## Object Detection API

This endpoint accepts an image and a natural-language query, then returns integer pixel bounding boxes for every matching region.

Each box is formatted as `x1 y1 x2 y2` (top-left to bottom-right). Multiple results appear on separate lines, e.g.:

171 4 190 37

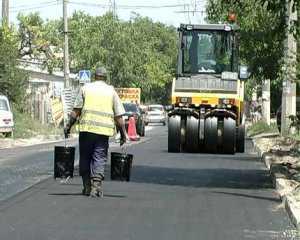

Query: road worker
64 67 127 197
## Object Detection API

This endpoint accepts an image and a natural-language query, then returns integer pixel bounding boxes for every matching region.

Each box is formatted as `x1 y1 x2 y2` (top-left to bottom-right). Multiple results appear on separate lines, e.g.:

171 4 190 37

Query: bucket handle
60 176 71 184
121 145 127 154
64 134 68 148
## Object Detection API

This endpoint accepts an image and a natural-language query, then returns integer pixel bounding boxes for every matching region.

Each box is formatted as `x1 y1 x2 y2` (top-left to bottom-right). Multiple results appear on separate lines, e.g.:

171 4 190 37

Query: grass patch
13 110 62 139
288 133 300 141
247 120 279 137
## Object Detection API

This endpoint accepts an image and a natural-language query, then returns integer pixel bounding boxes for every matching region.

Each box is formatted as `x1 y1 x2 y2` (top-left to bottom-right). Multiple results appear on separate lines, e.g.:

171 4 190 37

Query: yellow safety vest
79 82 115 136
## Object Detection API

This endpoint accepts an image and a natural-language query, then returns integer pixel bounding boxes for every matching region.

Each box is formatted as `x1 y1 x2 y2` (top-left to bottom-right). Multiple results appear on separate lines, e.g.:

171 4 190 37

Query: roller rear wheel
223 117 236 154
168 115 181 152
204 117 218 153
185 116 199 152
236 124 245 153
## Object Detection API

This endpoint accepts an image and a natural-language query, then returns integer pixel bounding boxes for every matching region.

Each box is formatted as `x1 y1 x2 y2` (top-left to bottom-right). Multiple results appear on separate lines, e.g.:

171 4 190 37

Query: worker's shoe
81 175 91 196
90 178 103 198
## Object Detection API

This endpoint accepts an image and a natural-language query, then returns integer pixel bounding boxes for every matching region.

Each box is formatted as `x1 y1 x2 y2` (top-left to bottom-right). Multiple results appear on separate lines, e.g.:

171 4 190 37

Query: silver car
145 105 166 125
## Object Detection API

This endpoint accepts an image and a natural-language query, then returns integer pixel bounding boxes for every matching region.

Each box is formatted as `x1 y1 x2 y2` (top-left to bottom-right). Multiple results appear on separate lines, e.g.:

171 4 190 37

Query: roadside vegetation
247 121 278 137
12 109 61 139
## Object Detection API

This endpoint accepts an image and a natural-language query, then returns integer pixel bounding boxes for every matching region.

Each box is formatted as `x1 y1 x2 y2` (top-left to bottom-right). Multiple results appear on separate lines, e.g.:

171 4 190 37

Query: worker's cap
95 67 107 77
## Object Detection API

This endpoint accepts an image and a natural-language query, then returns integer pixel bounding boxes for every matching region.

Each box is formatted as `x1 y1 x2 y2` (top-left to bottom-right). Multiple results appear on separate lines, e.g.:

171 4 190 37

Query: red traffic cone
127 116 140 141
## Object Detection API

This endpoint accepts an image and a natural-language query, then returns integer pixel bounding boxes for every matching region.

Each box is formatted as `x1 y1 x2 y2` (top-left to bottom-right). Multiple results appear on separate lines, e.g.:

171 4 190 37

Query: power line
68 1 188 9
10 2 60 13
10 1 60 9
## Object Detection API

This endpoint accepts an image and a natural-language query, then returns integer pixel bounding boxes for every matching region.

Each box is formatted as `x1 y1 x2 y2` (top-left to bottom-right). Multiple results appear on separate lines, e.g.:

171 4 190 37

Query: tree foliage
207 0 286 82
206 0 300 111
0 26 28 108
18 12 63 73
18 12 178 103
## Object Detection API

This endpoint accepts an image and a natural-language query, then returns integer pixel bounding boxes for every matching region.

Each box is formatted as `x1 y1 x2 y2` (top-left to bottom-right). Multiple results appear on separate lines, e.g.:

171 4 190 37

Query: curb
285 194 300 228
252 138 300 229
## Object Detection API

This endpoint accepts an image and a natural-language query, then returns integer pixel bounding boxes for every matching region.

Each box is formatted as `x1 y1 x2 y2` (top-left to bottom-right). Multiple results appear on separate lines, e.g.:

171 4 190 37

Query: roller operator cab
168 24 249 154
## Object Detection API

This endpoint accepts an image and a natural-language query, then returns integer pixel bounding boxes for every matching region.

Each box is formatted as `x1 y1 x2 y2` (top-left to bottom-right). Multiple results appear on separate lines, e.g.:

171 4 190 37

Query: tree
18 13 62 73
17 11 178 103
206 0 287 109
0 26 28 108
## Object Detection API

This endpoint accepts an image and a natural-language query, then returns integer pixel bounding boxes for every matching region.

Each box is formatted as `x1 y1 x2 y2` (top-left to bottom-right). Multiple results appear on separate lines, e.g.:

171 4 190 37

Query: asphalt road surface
0 125 299 240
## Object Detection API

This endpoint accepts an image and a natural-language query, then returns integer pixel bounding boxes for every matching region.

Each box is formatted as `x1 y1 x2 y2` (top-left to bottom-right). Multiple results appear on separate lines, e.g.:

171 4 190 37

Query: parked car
123 103 145 136
0 95 14 137
145 104 166 125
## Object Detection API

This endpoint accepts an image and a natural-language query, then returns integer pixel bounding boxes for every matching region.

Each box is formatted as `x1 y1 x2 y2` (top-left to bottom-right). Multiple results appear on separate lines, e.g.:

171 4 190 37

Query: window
0 99 8 111
182 30 233 74
149 106 164 111
123 103 138 113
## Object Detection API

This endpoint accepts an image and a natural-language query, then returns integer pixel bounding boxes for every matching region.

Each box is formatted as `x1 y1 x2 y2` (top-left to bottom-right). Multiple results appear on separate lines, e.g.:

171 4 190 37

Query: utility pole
113 0 116 18
63 0 70 88
262 79 271 125
2 0 9 25
281 0 297 135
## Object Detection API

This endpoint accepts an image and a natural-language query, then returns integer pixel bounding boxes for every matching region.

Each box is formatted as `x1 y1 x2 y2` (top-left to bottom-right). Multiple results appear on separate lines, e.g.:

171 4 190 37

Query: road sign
79 70 91 83
115 88 141 104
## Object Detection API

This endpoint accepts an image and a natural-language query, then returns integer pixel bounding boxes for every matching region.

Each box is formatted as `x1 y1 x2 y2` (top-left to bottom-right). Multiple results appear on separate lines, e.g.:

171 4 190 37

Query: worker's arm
64 108 81 138
112 89 127 145
64 88 85 138
115 115 128 146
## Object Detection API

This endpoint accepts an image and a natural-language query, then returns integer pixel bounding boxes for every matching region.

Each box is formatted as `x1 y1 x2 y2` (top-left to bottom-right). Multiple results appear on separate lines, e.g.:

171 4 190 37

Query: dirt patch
0 135 64 149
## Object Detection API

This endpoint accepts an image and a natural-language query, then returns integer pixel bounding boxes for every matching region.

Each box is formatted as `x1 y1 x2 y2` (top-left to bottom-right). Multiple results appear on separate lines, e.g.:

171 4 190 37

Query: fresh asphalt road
0 125 298 240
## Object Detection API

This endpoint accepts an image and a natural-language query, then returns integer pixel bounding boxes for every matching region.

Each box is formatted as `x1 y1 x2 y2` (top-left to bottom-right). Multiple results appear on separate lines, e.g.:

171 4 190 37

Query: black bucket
54 146 75 179
111 152 133 181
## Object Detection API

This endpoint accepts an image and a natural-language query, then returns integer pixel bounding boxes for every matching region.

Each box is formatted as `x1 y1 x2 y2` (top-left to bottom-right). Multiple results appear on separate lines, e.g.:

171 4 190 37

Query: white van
0 95 14 137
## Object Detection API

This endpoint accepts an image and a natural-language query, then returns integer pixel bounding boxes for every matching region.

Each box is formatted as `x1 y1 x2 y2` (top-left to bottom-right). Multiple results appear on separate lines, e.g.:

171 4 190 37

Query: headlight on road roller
219 98 235 105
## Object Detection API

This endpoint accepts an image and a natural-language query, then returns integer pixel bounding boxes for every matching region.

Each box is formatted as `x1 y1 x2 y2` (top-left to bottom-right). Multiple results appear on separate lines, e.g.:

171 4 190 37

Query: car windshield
0 99 8 111
123 103 138 113
149 106 163 111
182 30 233 74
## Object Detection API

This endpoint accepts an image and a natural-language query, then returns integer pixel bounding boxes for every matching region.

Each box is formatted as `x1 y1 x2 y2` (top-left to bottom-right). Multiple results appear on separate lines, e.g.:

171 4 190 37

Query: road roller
168 23 249 154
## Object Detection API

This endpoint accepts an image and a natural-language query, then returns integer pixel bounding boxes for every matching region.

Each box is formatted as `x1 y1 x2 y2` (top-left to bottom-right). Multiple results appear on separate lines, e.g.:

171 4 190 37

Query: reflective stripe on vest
79 82 115 136
82 109 114 118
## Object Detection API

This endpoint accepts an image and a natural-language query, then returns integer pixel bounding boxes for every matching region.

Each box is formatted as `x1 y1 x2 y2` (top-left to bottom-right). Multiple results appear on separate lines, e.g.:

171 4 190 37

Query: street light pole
281 0 297 135
63 0 70 88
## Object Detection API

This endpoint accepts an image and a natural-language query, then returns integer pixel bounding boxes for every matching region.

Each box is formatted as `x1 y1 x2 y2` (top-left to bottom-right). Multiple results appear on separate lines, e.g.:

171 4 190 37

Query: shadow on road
48 193 127 198
48 193 83 196
159 151 260 162
211 191 281 203
127 165 273 189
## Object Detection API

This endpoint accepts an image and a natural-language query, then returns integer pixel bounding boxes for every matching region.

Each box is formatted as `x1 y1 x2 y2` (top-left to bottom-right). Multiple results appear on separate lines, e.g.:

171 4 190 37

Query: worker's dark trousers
79 132 109 180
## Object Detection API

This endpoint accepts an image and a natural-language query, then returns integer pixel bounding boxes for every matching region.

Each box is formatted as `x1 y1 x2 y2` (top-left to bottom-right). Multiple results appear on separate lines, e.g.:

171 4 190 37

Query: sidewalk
252 134 300 229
